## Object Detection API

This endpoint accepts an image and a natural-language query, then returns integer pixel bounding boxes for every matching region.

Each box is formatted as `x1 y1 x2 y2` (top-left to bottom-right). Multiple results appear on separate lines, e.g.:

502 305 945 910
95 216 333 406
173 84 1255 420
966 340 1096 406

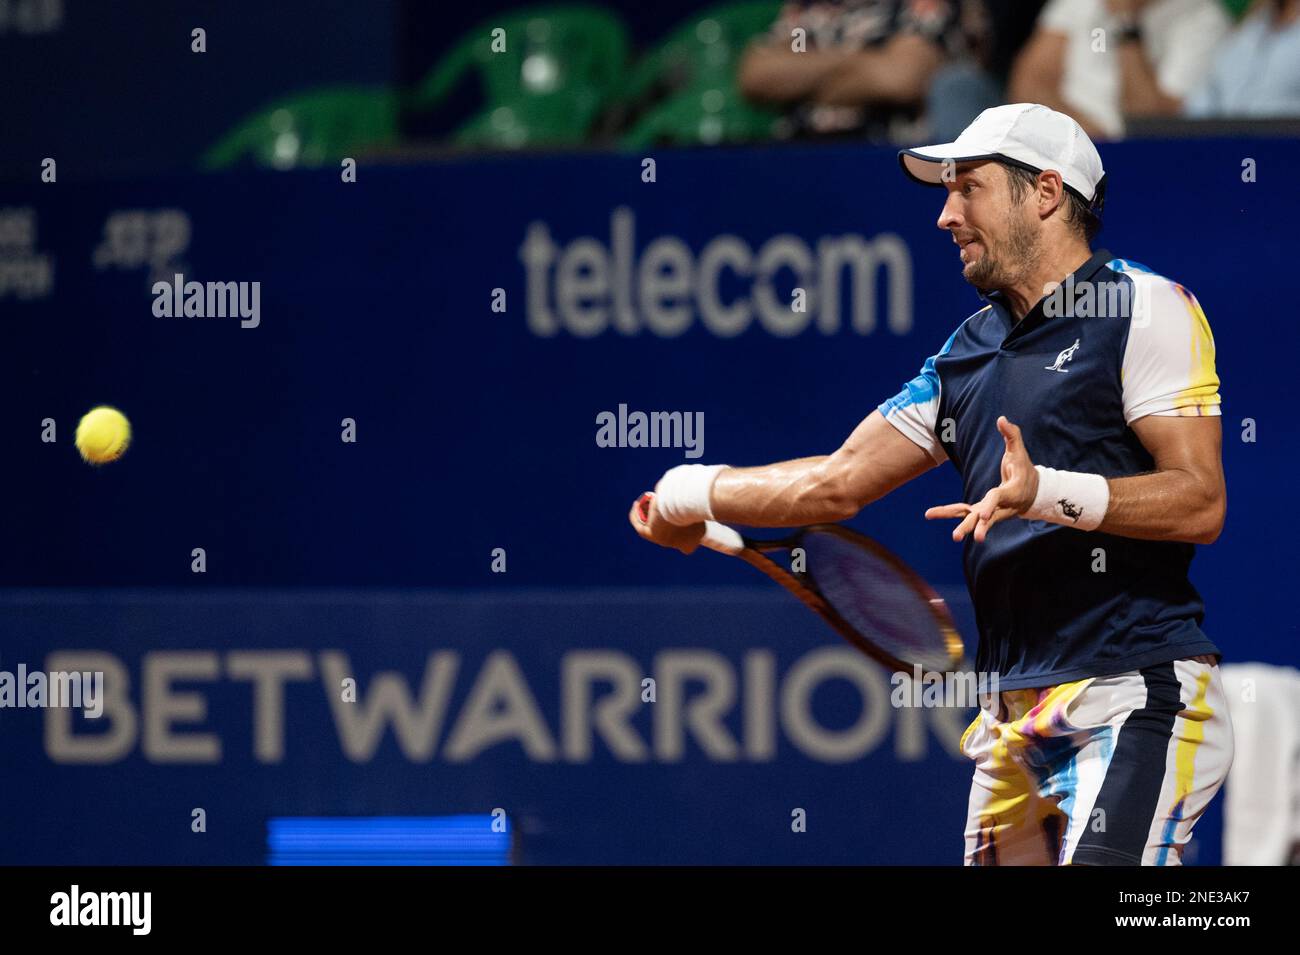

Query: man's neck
1000 244 1095 322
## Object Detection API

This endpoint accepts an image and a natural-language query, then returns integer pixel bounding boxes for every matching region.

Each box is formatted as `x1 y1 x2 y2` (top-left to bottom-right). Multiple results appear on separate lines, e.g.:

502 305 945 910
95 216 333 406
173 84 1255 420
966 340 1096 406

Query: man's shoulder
1103 256 1206 324
936 304 997 355
952 302 996 335
1104 256 1185 292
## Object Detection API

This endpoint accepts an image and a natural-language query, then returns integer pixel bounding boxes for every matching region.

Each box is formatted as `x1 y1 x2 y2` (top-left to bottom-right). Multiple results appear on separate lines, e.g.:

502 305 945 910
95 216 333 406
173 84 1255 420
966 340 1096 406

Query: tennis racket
637 493 964 677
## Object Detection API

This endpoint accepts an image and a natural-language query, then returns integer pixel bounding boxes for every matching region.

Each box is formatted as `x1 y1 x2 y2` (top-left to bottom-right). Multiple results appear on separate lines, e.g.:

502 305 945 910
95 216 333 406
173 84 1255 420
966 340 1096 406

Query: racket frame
732 523 965 677
636 493 965 677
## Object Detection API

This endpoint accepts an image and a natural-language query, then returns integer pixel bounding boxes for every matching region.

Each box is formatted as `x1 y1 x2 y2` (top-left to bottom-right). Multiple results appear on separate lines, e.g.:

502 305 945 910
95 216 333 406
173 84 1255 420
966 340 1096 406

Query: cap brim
898 146 1001 186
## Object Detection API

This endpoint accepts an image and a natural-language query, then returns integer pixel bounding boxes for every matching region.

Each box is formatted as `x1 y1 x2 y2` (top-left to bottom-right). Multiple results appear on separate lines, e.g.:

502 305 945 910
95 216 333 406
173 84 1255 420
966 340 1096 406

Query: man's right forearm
652 410 939 531
710 455 859 527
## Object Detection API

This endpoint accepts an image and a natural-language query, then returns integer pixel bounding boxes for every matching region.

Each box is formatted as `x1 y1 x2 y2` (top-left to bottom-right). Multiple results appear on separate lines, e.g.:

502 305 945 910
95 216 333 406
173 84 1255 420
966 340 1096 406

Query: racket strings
802 531 958 674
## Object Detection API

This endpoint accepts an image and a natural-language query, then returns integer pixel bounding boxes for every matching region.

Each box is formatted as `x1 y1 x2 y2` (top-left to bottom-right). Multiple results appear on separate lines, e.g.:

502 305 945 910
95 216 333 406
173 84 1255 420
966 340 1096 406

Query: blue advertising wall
1 137 1292 863
1 589 980 865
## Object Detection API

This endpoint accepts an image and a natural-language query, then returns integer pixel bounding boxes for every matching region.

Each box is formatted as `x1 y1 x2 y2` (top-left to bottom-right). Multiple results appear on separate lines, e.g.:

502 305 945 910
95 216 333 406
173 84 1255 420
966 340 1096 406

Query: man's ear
1038 170 1066 221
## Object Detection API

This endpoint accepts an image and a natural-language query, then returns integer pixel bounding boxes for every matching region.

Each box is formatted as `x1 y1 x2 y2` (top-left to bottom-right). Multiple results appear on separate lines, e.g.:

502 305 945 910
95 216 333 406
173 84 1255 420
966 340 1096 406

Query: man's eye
962 183 975 195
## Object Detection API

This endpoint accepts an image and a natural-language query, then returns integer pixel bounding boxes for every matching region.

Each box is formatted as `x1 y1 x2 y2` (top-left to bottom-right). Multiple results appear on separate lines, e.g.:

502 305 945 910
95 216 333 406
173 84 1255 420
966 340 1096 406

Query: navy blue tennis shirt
879 249 1222 689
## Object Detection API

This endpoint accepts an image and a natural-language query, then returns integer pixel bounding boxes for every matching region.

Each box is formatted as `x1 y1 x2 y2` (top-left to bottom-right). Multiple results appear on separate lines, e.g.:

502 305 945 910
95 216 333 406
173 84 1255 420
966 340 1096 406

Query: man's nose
937 193 963 231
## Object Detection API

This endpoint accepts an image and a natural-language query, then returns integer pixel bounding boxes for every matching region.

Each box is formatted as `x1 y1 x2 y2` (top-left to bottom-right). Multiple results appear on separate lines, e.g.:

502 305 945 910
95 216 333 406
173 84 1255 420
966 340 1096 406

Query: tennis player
629 103 1231 866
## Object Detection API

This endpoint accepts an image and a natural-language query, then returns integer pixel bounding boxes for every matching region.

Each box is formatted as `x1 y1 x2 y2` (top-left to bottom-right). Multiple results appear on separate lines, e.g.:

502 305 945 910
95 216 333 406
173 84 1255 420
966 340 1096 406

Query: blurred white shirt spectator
1185 0 1300 118
1221 663 1300 865
1012 0 1231 139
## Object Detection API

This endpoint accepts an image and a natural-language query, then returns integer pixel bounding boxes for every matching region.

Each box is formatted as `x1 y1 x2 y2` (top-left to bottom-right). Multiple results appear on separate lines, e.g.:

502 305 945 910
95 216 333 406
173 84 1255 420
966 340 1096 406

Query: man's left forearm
1096 469 1225 544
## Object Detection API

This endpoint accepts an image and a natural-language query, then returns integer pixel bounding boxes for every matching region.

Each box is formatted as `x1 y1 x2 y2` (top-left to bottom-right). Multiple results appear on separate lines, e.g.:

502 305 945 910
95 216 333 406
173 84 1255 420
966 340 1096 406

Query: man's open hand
925 416 1040 543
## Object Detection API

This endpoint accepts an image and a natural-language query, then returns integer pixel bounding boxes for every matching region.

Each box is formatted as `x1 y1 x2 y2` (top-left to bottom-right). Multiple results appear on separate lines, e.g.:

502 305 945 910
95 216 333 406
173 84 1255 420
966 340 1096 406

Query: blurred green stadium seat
411 5 630 148
201 87 399 170
618 0 782 148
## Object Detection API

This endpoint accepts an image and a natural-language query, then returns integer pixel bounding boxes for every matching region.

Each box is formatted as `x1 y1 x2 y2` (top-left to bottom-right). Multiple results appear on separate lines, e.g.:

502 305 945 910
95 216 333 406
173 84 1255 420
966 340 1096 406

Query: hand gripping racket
637 493 964 677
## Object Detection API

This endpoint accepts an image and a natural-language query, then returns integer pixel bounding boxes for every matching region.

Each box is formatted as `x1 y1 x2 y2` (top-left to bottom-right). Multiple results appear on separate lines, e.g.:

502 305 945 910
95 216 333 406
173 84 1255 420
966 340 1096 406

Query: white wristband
655 464 728 526
1027 465 1109 531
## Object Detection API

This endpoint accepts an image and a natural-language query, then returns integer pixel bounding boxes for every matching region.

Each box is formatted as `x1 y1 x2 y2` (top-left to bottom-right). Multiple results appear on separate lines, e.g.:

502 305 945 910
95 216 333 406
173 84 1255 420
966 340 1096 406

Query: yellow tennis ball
75 406 132 465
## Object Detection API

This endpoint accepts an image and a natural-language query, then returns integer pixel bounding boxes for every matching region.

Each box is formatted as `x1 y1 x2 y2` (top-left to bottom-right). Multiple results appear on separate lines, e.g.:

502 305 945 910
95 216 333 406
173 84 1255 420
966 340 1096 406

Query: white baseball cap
899 103 1107 214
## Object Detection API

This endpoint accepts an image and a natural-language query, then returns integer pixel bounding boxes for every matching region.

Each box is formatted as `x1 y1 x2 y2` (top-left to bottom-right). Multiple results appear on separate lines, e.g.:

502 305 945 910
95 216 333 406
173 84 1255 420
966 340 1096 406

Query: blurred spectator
925 0 1047 141
1220 664 1300 866
737 0 966 141
1009 0 1231 139
1185 0 1300 118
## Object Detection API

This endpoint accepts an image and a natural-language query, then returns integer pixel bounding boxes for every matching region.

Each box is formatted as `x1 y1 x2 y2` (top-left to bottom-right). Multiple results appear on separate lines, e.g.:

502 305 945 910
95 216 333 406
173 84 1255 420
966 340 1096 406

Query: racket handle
700 520 745 555
636 492 744 555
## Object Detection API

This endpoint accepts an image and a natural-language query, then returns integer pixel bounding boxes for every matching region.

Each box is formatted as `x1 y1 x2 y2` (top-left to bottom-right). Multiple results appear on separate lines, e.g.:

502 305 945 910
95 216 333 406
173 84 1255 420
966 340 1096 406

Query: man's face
936 162 1041 291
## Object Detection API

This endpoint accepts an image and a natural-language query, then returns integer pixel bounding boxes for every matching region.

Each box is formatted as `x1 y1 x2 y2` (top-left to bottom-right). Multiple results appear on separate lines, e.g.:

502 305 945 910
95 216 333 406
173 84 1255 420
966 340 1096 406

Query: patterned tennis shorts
960 654 1233 865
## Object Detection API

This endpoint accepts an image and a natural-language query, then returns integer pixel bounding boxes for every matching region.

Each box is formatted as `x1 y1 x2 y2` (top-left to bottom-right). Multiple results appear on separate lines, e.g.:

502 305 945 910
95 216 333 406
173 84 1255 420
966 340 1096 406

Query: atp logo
1045 338 1081 372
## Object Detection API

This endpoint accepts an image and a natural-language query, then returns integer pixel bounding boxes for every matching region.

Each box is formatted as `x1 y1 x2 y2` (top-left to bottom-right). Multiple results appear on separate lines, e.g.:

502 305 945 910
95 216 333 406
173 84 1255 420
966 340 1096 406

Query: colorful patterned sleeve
1121 275 1222 424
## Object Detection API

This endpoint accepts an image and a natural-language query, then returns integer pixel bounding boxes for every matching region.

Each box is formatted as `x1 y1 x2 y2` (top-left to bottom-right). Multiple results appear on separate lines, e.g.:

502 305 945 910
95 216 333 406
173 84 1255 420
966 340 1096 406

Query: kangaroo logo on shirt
1045 338 1081 372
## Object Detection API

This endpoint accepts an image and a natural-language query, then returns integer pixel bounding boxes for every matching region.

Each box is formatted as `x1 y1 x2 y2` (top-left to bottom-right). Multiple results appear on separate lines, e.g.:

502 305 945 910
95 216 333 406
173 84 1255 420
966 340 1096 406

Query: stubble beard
963 209 1042 294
